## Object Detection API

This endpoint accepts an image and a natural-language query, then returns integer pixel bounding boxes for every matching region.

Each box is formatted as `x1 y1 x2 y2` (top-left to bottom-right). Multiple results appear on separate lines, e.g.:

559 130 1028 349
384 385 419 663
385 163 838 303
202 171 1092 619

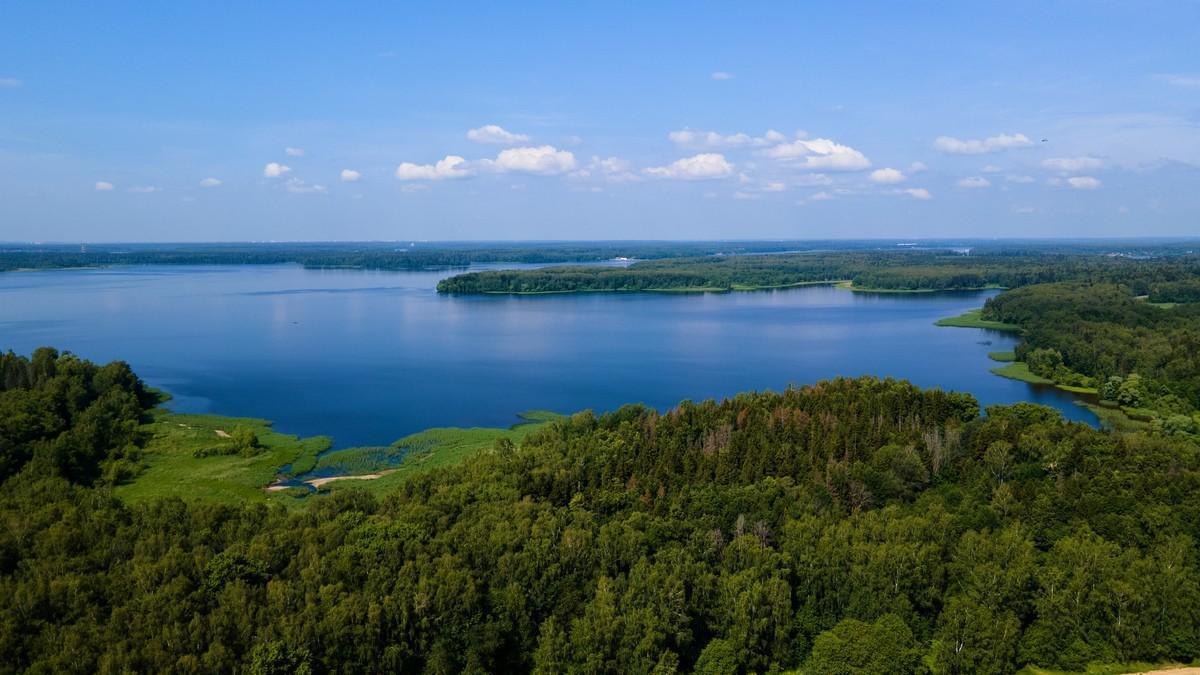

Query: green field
116 408 563 505
988 350 1017 362
990 361 1055 384
115 409 331 505
935 308 1022 331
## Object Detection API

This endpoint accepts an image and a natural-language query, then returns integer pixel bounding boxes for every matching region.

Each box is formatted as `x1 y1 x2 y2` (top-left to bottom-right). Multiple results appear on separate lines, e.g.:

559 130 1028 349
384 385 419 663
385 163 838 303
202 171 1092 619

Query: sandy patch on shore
264 470 395 492
214 429 230 438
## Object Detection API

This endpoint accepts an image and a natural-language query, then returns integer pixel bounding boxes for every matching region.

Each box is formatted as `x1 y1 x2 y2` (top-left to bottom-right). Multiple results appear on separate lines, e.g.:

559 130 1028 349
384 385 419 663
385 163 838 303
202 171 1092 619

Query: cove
0 263 1096 447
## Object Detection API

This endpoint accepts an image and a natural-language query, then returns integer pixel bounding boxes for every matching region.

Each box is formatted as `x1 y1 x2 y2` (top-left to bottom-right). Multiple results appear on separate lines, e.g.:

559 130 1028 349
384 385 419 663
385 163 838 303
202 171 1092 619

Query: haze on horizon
1 2 1198 242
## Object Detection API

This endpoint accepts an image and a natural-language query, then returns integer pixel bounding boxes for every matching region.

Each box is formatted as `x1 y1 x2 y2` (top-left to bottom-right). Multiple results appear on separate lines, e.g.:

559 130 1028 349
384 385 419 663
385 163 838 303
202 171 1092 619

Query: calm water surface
0 264 1095 446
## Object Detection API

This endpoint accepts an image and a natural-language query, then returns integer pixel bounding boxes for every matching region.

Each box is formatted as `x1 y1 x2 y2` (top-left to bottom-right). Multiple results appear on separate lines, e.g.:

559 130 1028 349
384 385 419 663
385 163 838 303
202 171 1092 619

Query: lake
0 264 1095 447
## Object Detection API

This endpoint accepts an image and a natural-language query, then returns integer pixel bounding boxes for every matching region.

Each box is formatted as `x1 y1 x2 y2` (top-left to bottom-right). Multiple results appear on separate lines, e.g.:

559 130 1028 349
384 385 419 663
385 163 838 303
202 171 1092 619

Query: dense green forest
981 283 1200 426
0 241 877 273
436 250 1200 294
3 349 1200 673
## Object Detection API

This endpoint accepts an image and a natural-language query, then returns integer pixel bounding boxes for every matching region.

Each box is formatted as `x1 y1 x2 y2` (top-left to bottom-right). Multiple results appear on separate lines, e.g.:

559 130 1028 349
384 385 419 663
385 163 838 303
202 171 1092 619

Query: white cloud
909 161 928 173
285 178 327 194
467 124 530 144
711 71 734 80
933 133 1033 154
1067 176 1101 190
340 169 361 182
285 147 305 157
584 156 638 182
0 78 20 88
1155 74 1200 88
669 128 785 148
869 168 905 183
94 181 113 191
263 162 291 177
484 145 576 175
395 155 472 180
199 177 222 188
644 153 734 180
761 181 786 192
760 137 871 170
957 176 991 188
127 186 161 193
810 191 835 201
1042 157 1103 172
900 188 932 200
1006 175 1034 184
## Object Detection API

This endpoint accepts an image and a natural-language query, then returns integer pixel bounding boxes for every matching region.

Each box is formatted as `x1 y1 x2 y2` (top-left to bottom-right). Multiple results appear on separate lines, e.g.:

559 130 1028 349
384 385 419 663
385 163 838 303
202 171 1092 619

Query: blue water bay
0 264 1095 447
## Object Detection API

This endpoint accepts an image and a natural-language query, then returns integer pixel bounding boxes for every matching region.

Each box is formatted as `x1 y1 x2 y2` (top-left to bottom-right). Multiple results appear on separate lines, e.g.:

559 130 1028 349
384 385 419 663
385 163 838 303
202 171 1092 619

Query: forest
981 283 1200 427
3 348 1200 673
0 241 866 273
436 250 1200 294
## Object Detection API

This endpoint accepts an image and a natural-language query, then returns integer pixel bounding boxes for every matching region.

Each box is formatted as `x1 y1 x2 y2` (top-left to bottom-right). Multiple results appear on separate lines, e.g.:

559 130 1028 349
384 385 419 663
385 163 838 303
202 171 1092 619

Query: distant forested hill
437 249 1200 294
2 350 1200 672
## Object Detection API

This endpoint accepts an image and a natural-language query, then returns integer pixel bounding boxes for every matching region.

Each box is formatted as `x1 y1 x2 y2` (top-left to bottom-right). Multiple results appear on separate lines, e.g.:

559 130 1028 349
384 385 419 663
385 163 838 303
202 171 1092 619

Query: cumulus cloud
285 178 327 194
869 168 905 183
711 71 734 80
94 181 114 191
760 138 871 170
900 188 932 200
199 177 222 187
582 156 638 182
340 169 361 182
285 147 305 157
933 133 1033 154
0 78 20 88
1067 176 1101 189
127 186 161 193
263 162 291 177
957 176 991 188
1042 157 1103 172
467 124 530 144
395 155 472 180
669 128 786 148
643 153 734 180
482 145 576 175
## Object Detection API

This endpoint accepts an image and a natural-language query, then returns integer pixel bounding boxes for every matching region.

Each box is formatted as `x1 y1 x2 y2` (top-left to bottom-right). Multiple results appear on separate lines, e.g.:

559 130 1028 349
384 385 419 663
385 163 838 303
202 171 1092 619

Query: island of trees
3 347 1200 673
435 249 1200 294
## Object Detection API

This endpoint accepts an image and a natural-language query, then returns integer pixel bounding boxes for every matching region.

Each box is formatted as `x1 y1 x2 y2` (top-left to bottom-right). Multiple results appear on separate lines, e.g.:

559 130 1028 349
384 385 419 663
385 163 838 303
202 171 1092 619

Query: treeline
983 282 1200 421
0 348 152 484
437 250 1200 294
0 241 860 273
3 359 1200 673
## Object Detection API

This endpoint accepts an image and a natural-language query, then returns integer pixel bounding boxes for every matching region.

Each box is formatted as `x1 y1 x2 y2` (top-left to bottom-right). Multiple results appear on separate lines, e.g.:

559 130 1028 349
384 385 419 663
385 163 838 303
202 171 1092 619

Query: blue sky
2 1 1198 242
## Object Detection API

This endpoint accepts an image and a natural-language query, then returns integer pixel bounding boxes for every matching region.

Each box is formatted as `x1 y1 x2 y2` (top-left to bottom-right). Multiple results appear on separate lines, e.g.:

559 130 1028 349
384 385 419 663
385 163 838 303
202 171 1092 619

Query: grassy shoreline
836 280 1005 294
934 308 1022 331
117 408 564 505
